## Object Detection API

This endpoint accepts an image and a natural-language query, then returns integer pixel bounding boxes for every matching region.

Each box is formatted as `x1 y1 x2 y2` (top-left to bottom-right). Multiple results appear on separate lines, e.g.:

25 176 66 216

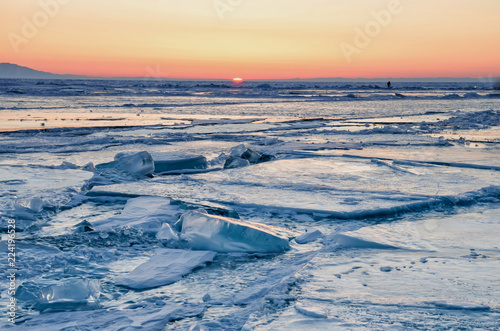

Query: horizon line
1 62 499 81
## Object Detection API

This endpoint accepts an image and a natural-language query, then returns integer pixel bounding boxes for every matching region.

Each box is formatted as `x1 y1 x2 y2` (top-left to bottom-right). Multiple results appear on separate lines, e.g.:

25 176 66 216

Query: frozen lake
1 79 499 330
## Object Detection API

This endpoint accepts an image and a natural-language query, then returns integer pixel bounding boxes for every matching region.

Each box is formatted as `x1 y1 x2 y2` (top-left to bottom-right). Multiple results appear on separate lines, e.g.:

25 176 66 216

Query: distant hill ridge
0 63 89 79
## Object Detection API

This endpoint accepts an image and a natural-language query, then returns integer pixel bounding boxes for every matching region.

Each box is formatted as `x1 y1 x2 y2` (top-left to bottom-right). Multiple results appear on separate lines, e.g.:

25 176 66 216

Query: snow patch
295 303 328 318
295 228 324 244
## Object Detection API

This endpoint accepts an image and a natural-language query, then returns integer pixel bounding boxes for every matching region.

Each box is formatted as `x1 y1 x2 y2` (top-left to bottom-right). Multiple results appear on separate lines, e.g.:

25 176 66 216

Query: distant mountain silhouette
0 63 89 79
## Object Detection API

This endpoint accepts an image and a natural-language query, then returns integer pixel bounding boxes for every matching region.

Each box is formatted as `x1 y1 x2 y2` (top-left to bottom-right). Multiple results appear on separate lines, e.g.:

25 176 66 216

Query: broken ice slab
11 197 45 220
229 144 246 157
20 197 44 212
36 279 100 312
223 156 250 169
0 166 93 221
95 151 154 177
224 144 274 169
156 223 179 240
241 149 262 164
176 211 291 253
115 248 216 290
93 196 182 233
242 148 274 164
151 152 208 174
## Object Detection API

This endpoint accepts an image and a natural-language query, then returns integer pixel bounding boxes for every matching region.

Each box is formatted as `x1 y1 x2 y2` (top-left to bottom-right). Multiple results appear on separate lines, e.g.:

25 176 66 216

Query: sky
1 0 499 79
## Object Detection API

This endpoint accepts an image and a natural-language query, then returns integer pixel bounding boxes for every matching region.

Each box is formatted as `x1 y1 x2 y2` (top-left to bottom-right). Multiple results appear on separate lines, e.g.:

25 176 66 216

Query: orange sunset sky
1 0 499 79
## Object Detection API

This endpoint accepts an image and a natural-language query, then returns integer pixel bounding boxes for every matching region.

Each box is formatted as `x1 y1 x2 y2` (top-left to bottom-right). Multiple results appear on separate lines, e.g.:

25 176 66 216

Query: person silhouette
387 81 391 89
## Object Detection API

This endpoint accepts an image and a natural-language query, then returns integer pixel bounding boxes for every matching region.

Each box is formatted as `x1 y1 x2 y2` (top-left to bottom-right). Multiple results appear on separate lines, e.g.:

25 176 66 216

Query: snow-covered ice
1 79 499 330
295 228 324 244
115 249 216 289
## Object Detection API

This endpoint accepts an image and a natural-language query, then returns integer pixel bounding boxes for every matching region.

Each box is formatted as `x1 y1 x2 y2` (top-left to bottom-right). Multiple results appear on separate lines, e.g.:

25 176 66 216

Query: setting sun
232 78 244 83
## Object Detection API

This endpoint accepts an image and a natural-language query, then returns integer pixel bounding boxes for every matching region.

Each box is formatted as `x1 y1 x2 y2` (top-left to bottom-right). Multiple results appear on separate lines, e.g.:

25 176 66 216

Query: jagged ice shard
176 211 291 253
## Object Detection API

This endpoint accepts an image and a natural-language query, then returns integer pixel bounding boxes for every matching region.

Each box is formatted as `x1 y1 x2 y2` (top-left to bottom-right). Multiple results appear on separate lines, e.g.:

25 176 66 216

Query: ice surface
1 79 499 330
328 206 500 252
9 303 205 330
295 302 328 318
89 159 500 219
431 301 490 311
93 196 181 233
115 248 216 289
258 206 500 330
177 211 291 253
188 322 210 331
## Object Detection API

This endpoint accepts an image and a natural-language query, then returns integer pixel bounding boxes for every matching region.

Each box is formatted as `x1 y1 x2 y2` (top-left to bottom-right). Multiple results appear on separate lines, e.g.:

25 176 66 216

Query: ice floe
2 79 500 330
176 211 291 253
93 196 182 233
95 151 155 178
16 278 100 312
115 248 216 289
224 156 250 169
153 152 207 174
156 223 180 240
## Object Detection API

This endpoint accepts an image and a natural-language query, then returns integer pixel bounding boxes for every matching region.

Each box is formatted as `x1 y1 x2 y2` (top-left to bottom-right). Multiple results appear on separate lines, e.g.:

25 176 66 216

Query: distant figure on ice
387 81 391 89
